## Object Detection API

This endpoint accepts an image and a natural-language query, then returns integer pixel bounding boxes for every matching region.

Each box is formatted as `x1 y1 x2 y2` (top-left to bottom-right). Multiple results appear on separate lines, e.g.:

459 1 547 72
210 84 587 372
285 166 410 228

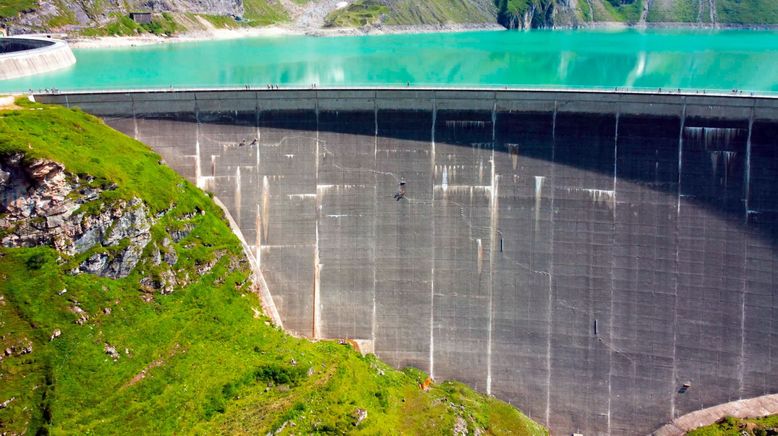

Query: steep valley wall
37 89 778 435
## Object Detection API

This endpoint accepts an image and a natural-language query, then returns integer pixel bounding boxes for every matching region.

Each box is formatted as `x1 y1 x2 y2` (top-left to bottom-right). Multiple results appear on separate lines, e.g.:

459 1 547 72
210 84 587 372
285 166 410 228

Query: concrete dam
38 89 778 435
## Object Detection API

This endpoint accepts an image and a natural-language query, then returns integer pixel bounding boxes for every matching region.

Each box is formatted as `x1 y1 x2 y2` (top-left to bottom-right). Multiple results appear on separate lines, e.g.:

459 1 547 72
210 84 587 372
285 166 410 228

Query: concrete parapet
0 37 75 81
38 88 777 120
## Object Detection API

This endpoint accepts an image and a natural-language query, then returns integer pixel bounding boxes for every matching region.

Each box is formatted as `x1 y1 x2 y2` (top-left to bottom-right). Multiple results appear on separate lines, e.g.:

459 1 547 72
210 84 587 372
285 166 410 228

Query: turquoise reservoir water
2 29 778 92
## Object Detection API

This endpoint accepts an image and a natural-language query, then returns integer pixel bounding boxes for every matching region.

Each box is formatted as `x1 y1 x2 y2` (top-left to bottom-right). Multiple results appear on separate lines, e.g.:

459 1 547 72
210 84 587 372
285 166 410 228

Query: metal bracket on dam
37 89 778 435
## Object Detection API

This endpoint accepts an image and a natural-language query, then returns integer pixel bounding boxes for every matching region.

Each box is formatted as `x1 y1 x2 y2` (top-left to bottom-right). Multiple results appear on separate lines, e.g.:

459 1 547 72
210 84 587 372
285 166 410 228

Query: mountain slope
2 0 776 33
0 98 547 435
496 0 778 28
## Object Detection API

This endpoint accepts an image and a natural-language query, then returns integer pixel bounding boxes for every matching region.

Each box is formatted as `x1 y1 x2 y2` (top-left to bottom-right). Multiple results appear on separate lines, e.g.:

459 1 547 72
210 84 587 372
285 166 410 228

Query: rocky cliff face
0 152 153 279
0 151 248 298
497 0 778 29
4 0 243 33
3 0 776 35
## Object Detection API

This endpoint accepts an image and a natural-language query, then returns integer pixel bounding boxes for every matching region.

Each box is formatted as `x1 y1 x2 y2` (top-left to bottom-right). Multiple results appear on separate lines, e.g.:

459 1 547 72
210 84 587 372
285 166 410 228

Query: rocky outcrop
497 0 557 29
1 153 152 279
5 0 244 34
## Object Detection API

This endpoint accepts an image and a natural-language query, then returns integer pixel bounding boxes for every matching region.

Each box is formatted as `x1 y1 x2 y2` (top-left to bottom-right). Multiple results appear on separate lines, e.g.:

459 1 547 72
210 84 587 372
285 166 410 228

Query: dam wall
0 37 75 81
38 89 778 435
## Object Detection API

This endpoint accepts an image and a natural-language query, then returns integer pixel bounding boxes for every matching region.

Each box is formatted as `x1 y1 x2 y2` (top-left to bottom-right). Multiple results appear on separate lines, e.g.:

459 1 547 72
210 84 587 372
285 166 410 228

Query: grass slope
716 0 778 24
243 0 289 25
688 415 778 436
80 12 182 37
382 0 496 25
327 0 495 27
325 0 389 27
0 100 546 435
0 0 36 20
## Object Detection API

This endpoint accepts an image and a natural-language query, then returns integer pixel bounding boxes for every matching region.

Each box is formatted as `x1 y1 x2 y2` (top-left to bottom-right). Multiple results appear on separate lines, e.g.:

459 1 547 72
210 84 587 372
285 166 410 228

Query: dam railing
27 84 778 99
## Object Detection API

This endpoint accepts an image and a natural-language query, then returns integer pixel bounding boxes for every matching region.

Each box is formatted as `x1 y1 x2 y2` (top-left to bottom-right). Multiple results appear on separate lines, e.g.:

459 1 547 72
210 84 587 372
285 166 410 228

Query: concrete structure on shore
38 88 778 435
0 37 75 80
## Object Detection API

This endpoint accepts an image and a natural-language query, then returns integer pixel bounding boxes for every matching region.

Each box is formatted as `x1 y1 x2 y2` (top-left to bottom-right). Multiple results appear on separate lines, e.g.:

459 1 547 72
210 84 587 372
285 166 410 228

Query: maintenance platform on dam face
37 88 778 435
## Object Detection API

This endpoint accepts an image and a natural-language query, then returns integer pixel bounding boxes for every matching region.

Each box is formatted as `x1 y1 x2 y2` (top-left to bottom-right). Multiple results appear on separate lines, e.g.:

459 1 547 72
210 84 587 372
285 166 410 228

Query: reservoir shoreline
65 22 506 49
61 21 778 49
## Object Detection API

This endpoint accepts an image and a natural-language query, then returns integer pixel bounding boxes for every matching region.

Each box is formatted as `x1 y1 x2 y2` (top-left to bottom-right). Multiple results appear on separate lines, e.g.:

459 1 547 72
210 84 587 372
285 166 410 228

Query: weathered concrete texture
654 393 778 436
0 37 75 80
37 89 778 435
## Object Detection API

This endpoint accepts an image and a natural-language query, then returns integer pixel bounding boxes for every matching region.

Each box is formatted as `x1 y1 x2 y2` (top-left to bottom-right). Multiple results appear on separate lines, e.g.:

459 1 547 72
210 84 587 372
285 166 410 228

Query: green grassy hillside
0 0 36 20
687 415 778 436
325 0 495 27
4 0 778 33
327 0 496 27
0 99 547 435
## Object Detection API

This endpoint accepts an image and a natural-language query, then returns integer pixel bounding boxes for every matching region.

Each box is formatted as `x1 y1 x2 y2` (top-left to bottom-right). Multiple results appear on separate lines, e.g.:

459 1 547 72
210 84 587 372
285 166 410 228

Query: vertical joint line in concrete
739 103 754 398
429 95 437 380
254 96 262 267
371 96 378 344
606 108 620 434
194 100 202 189
255 95 261 170
234 167 242 225
671 99 687 419
312 96 321 339
255 94 262 268
486 144 498 396
491 98 497 145
545 101 557 425
486 97 498 396
552 100 558 142
745 104 754 218
131 94 139 140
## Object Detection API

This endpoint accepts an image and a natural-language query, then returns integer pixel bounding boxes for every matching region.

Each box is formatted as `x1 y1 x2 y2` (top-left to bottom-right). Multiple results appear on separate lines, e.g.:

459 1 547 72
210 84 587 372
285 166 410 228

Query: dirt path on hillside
0 96 22 110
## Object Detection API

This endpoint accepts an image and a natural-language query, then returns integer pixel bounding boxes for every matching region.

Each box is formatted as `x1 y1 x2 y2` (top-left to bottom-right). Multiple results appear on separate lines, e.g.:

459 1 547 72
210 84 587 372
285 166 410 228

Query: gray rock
71 305 89 325
162 243 178 266
74 227 104 254
0 168 10 189
80 253 109 275
158 269 177 294
149 244 162 265
0 397 14 409
169 223 194 242
453 416 468 436
104 343 119 360
354 408 368 426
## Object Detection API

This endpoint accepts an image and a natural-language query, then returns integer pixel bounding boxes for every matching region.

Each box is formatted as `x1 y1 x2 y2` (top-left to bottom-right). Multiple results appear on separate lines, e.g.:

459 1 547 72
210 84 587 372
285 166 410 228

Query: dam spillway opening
38 89 778 435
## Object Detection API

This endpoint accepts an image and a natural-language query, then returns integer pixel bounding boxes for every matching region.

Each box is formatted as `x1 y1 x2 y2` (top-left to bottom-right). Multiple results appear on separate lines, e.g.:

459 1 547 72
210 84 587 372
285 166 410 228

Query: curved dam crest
38 89 778 435
0 37 76 81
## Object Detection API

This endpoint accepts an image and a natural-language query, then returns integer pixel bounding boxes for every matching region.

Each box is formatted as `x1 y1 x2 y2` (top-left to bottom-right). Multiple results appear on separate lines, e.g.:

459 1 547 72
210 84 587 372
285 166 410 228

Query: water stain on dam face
39 90 778 435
